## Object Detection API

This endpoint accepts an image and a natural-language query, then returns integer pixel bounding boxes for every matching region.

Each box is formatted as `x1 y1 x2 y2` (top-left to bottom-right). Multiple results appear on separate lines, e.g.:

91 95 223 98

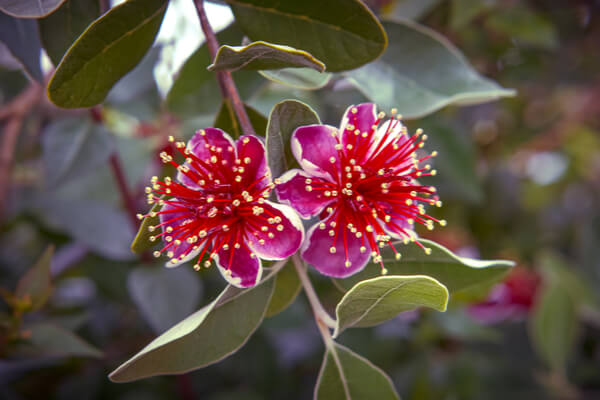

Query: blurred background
1 0 599 399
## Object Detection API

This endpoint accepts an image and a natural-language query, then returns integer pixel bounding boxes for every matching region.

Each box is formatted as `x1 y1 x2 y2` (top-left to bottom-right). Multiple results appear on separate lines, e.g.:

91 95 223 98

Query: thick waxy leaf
0 11 43 81
208 41 325 73
130 201 161 254
47 0 167 108
265 261 301 317
25 323 102 358
38 0 100 66
42 118 114 186
15 246 54 312
128 266 202 334
266 99 320 178
109 278 274 382
530 283 578 370
315 342 399 400
226 0 387 72
260 68 331 90
166 24 264 117
334 239 514 293
214 99 268 138
346 20 515 119
334 275 448 337
0 0 65 18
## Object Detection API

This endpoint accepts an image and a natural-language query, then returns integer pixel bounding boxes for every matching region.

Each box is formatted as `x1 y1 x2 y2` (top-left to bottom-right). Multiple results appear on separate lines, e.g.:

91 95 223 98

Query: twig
193 0 256 136
109 154 139 229
0 83 43 221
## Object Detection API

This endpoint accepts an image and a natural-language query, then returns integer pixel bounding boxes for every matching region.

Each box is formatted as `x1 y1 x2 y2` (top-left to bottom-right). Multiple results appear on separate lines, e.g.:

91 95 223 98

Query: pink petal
276 169 334 218
214 243 262 288
159 202 203 267
246 200 304 260
380 213 415 241
235 135 270 192
291 125 340 181
339 103 378 148
177 128 237 188
301 222 370 278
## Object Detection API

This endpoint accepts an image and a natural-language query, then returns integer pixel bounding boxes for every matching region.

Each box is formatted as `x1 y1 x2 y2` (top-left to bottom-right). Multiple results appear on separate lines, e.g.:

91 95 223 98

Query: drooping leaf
265 261 301 317
225 0 387 72
260 68 331 91
345 19 515 119
130 201 161 254
15 246 54 312
128 266 202 334
25 323 102 358
47 0 167 108
109 278 274 382
0 11 43 81
334 275 448 337
38 0 100 66
0 0 65 18
208 41 325 73
166 23 264 117
266 99 320 178
334 239 514 293
530 283 578 371
213 99 268 138
315 342 400 400
41 118 114 186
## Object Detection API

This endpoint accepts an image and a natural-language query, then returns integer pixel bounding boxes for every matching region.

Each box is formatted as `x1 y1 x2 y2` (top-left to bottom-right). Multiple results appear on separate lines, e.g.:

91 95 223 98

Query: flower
140 128 304 288
276 103 444 278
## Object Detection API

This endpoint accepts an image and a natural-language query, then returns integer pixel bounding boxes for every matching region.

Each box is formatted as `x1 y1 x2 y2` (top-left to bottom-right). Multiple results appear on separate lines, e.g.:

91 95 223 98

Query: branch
193 0 256 136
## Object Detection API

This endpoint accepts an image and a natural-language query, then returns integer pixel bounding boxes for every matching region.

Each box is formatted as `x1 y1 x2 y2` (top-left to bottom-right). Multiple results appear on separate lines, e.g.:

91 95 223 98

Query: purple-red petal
159 202 203 266
291 125 340 181
340 103 378 148
276 170 333 218
235 135 270 192
215 244 262 288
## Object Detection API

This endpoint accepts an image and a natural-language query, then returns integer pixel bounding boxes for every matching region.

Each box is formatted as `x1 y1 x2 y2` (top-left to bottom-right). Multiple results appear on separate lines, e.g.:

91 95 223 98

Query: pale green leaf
130 201 161 254
0 0 65 18
259 68 331 90
265 261 301 317
26 323 102 358
15 246 54 312
334 275 448 337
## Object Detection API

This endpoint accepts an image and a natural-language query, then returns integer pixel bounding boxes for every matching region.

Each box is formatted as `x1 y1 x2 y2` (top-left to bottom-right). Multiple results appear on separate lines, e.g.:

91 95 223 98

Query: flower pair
142 103 442 288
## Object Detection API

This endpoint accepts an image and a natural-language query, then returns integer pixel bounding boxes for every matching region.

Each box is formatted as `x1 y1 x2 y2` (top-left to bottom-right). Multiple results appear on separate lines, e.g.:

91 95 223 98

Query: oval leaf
0 0 65 18
265 261 301 317
25 323 102 358
15 246 54 312
208 41 325 73
315 342 400 400
47 0 167 108
260 68 331 90
334 275 448 337
128 266 202 334
345 19 515 119
109 278 274 382
0 11 43 81
226 0 387 72
335 239 514 293
38 0 101 67
266 99 320 178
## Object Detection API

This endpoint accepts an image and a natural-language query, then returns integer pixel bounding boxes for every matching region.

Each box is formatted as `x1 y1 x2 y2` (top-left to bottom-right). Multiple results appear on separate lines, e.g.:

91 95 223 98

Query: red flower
142 128 304 288
276 103 444 278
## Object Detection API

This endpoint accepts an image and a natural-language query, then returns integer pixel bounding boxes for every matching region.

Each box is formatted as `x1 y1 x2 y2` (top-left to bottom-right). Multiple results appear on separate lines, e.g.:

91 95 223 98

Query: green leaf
26 323 102 358
41 118 114 186
15 246 54 312
266 99 320 178
214 99 268 138
259 68 331 90
265 261 301 317
334 275 448 337
106 46 160 104
47 0 167 108
208 41 325 73
128 266 202 334
334 239 514 293
38 0 100 66
345 19 515 119
315 342 400 400
131 201 161 254
109 278 275 382
225 0 387 72
0 0 65 18
384 0 442 20
450 0 493 30
530 283 578 371
166 23 264 118
0 11 43 81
